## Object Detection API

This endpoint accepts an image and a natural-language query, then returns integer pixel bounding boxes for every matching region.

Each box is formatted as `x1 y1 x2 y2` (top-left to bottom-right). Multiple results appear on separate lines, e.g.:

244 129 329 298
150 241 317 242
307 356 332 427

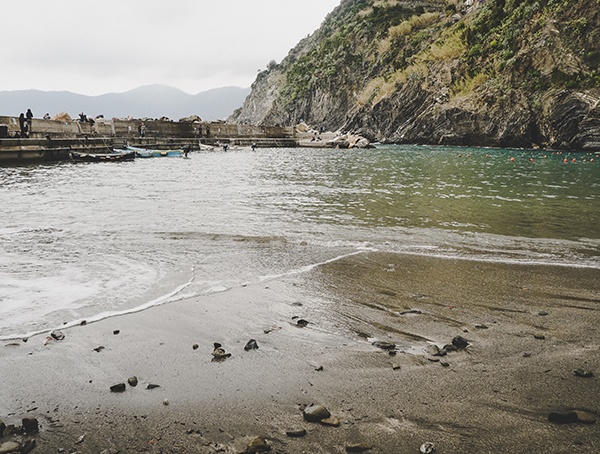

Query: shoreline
2 251 600 453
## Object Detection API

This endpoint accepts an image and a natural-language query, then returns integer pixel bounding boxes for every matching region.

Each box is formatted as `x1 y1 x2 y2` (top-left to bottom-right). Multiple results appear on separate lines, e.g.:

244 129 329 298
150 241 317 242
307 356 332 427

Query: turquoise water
1 144 599 338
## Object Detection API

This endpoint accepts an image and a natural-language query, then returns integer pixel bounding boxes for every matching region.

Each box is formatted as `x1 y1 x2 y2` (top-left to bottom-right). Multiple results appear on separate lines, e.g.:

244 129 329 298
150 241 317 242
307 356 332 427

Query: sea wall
0 116 294 141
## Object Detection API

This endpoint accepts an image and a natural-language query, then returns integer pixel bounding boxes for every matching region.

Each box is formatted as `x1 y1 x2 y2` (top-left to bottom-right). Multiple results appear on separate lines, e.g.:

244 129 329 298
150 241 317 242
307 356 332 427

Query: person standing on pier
18 113 27 137
26 109 33 133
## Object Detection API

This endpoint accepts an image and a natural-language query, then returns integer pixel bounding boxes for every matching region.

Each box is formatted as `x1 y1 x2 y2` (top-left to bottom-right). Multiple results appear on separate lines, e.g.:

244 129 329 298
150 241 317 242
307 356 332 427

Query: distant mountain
0 85 251 121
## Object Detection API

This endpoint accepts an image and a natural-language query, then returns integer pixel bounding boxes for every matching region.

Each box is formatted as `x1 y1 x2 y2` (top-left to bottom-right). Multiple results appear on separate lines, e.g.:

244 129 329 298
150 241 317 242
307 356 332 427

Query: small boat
126 145 187 158
70 150 136 162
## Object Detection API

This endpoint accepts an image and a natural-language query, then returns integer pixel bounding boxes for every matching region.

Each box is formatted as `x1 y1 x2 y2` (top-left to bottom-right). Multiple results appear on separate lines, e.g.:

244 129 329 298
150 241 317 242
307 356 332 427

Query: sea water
1 144 599 339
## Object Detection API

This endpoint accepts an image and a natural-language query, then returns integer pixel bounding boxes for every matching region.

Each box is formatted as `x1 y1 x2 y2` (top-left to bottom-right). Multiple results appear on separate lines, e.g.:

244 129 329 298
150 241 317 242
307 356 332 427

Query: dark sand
2 252 600 453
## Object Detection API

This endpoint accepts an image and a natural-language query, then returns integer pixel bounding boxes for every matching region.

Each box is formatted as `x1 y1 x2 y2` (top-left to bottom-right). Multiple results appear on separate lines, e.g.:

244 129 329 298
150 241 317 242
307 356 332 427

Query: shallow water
1 144 599 339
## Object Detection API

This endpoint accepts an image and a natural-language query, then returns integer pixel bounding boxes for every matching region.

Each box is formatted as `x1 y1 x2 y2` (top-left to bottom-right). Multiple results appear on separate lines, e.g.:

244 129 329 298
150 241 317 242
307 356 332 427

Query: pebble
303 404 331 422
372 341 396 350
420 442 436 453
451 336 469 349
296 319 309 327
243 436 271 453
22 417 38 433
163 399 169 406
548 411 578 424
110 383 126 393
147 384 160 389
128 376 138 387
50 330 65 341
574 369 593 378
286 429 307 437
113 330 120 335
574 410 596 424
212 343 231 360
192 344 199 350
533 333 545 340
424 344 441 356
538 311 549 316
0 441 21 454
244 339 259 351
320 416 341 427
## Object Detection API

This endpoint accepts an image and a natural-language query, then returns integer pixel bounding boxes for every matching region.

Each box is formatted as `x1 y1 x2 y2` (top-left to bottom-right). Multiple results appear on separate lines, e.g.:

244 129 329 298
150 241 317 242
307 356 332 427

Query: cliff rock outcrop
230 0 600 151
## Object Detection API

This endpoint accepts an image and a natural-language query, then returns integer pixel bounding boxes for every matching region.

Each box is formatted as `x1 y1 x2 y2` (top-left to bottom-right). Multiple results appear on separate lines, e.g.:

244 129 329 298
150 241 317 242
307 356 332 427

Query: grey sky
3 0 339 95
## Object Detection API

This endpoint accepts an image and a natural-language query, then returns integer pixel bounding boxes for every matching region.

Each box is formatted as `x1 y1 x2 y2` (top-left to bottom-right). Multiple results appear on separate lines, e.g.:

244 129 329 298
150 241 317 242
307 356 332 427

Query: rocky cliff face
230 0 600 151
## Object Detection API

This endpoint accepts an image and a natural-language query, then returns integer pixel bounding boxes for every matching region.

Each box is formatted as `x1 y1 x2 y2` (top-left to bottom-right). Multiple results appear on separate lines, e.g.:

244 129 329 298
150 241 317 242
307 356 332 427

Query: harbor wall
0 116 298 163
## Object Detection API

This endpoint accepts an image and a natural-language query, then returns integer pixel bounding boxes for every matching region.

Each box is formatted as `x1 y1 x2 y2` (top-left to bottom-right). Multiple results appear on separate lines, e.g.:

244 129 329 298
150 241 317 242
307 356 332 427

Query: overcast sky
3 0 340 96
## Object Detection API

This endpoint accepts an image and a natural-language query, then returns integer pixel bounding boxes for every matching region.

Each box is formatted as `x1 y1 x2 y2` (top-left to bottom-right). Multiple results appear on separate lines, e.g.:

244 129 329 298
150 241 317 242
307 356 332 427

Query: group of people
18 109 34 137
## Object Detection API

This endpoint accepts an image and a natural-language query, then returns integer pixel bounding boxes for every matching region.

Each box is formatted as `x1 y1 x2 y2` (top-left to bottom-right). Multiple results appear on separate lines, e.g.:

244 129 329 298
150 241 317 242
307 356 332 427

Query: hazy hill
0 85 250 121
231 0 600 151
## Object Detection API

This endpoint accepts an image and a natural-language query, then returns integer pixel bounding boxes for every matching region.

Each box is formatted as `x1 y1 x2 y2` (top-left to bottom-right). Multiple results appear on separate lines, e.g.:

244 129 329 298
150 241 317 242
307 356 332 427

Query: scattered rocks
303 404 331 422
128 376 138 387
22 417 38 433
372 341 396 351
345 443 372 452
244 339 259 351
286 429 307 437
110 383 126 393
243 436 271 453
574 369 594 378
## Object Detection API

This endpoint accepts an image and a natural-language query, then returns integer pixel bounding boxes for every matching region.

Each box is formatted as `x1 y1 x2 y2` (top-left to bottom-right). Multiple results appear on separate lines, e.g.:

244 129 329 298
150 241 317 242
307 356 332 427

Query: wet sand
2 252 600 453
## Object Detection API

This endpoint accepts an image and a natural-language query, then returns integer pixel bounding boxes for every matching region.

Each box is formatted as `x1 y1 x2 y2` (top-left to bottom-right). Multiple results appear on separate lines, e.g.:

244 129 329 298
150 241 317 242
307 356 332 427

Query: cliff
230 0 600 151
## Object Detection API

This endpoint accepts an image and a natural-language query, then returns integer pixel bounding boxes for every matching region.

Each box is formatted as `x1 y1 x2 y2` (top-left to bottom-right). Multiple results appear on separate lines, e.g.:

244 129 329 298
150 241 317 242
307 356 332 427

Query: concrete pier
0 116 298 163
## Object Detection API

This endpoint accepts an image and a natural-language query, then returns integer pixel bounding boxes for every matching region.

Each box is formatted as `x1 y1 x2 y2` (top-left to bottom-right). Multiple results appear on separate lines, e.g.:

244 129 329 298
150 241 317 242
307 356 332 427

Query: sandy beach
2 252 600 453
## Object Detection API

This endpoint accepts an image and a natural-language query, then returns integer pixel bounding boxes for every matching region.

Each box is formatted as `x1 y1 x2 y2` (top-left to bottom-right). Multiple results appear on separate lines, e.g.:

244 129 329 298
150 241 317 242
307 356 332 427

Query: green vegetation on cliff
231 0 600 150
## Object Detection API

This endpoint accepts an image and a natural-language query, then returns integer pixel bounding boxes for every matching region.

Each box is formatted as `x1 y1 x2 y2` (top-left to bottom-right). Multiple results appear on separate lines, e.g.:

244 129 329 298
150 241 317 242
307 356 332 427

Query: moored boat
126 145 186 157
69 150 136 162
